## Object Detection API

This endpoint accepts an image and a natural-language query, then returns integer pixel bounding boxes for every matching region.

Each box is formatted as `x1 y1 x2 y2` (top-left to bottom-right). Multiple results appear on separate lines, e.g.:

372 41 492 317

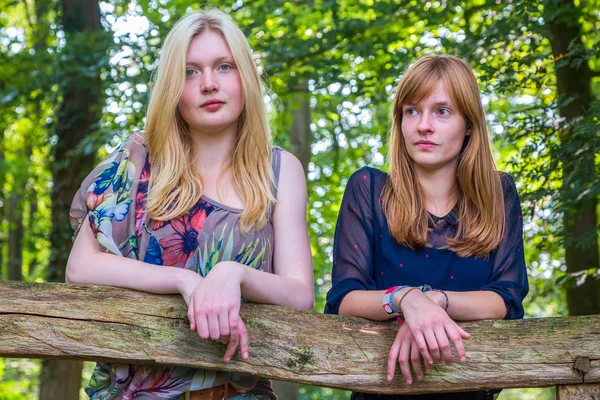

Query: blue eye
186 69 195 76
219 64 231 71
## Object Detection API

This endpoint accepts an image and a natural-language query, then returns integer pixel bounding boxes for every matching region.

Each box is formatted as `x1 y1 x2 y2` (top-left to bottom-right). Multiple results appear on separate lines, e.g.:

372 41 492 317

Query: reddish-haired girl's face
179 30 244 136
401 80 470 173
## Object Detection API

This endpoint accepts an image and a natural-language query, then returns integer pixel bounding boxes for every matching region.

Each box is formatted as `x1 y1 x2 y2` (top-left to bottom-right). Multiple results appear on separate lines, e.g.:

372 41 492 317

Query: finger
218 308 230 344
219 308 230 338
434 326 453 365
387 332 403 381
457 324 471 340
410 340 423 380
187 297 196 331
399 338 413 384
224 335 239 362
239 318 249 359
412 330 433 366
446 324 467 363
208 313 221 341
196 312 209 339
423 329 441 362
229 306 240 346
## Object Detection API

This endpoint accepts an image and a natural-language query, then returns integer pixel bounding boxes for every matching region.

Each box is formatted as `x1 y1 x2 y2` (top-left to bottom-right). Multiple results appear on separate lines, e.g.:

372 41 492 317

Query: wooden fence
1 281 599 398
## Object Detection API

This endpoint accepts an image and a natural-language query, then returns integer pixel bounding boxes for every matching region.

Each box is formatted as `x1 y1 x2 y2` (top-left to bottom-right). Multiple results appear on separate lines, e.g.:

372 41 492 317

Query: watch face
384 304 393 314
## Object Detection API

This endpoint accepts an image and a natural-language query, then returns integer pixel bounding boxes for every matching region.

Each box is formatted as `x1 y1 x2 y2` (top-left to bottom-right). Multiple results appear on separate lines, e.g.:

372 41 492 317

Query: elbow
300 297 314 311
65 254 90 284
65 258 80 284
298 290 314 311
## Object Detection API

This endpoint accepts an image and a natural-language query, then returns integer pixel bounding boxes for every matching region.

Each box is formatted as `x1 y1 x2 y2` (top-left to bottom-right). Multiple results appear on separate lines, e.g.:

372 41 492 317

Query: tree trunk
0 112 5 280
7 190 24 281
544 0 600 316
27 186 39 278
40 0 108 398
274 80 313 400
288 80 312 175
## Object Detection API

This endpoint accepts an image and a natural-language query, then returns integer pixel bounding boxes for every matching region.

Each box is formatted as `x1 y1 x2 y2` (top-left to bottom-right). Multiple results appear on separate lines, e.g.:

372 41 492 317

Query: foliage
0 0 599 398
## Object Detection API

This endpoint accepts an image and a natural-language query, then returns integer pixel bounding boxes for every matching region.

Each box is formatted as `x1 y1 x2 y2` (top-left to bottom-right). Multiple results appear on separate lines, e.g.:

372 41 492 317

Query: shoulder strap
271 147 282 199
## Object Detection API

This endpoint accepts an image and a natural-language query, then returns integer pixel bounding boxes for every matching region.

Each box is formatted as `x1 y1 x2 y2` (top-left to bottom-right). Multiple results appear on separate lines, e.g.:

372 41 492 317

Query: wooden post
3 281 600 395
557 383 600 399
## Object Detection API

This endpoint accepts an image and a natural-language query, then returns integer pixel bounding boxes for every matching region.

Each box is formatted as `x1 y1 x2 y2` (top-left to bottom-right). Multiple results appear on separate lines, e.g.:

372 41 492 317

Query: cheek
179 86 195 108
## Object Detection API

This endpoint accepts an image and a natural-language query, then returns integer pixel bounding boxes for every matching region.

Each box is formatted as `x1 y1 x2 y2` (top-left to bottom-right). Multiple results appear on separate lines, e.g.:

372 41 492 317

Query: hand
424 290 446 309
185 261 249 362
394 289 470 366
387 322 428 384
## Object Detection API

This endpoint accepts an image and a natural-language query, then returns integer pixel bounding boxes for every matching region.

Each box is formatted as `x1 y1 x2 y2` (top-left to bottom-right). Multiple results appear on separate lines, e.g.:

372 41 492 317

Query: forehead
406 80 453 105
186 30 233 63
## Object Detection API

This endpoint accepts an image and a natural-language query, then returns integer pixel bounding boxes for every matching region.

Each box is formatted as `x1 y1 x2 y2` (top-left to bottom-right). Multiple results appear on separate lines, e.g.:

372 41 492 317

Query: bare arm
66 219 202 301
213 151 314 311
339 288 506 321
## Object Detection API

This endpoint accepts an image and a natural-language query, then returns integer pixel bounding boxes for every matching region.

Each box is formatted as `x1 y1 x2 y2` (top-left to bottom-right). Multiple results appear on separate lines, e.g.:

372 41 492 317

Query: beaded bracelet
419 284 432 293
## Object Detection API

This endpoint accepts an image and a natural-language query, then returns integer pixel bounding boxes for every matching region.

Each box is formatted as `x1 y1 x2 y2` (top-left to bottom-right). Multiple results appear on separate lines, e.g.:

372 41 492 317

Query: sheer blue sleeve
325 168 377 315
481 173 529 319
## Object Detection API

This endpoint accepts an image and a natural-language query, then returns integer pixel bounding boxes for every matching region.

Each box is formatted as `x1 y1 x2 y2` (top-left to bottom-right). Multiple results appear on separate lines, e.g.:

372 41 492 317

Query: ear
466 120 473 136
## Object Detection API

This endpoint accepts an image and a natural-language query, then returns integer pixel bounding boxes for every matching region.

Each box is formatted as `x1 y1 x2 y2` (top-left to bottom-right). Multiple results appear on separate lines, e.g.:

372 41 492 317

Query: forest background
0 0 599 399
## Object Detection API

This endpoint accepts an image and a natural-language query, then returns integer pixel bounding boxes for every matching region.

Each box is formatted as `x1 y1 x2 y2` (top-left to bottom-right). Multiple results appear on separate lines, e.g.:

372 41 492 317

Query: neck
188 126 237 175
414 163 459 216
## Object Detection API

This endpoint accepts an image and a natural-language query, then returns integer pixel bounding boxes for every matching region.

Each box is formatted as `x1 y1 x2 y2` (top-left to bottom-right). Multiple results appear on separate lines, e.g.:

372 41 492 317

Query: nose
200 71 218 94
417 112 434 135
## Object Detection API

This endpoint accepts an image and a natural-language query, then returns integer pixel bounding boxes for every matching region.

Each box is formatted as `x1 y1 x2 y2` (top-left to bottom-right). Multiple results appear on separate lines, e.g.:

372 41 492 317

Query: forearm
66 250 199 297
235 262 314 311
442 290 507 320
338 290 394 321
338 288 507 322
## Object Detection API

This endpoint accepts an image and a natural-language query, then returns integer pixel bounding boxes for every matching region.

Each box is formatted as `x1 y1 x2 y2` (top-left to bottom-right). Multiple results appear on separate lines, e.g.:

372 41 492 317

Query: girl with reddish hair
326 55 528 400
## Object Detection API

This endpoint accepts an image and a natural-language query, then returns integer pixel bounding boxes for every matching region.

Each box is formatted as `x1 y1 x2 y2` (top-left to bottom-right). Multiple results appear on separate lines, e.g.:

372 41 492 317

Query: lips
416 140 438 150
416 140 437 146
201 99 224 107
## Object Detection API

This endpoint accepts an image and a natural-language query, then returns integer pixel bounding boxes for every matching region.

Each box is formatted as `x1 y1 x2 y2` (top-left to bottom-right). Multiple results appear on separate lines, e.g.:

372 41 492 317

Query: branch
1 281 600 394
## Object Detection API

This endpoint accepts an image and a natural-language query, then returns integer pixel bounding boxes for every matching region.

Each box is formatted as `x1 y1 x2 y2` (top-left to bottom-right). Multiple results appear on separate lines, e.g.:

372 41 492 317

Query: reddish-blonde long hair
381 55 504 258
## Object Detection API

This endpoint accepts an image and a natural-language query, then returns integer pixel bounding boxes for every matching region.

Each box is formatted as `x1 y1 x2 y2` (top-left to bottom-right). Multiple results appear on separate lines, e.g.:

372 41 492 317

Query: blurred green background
1 0 599 398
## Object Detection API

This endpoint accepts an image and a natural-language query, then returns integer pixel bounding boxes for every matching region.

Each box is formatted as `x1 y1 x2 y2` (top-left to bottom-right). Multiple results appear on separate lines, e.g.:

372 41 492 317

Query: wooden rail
1 281 599 397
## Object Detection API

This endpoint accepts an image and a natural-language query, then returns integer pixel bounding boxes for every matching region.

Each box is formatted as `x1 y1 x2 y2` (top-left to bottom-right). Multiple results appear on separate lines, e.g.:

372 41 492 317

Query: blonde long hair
144 9 274 233
381 55 504 258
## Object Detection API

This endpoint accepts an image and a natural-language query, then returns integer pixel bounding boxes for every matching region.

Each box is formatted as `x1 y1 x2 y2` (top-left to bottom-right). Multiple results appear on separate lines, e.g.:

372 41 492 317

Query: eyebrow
404 101 454 107
185 56 235 67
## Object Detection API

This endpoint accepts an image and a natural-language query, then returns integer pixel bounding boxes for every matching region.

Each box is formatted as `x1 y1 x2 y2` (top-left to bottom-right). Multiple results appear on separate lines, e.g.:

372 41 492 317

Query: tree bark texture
556 383 600 399
2 281 600 395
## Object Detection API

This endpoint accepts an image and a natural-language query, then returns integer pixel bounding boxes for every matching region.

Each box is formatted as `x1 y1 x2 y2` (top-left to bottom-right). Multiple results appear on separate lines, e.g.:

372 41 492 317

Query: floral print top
70 132 280 399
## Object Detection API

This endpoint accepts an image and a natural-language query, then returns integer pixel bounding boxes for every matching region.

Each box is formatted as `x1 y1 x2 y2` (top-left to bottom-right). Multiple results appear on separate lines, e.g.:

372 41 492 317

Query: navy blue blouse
325 168 529 400
325 167 528 319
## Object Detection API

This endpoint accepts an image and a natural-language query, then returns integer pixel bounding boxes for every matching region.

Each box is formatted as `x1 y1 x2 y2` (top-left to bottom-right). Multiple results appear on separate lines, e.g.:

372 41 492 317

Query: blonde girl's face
178 29 244 135
401 80 470 173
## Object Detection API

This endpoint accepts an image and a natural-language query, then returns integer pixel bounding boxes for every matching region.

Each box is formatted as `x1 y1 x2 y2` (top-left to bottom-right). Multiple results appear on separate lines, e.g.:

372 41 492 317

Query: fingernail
417 376 422 381
428 360 433 364
406 380 412 385
243 352 249 359
460 356 466 362
387 374 392 381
